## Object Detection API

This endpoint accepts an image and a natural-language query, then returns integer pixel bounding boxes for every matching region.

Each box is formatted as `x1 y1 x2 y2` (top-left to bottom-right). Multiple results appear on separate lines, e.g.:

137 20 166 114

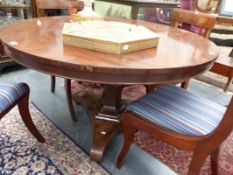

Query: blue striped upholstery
127 85 226 136
0 83 27 113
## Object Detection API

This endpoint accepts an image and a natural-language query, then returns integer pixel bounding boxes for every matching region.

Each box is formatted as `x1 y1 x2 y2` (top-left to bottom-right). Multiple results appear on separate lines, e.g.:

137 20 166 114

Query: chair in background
34 0 84 122
117 84 233 174
173 7 233 91
0 83 45 143
171 8 217 38
145 9 216 92
207 16 233 92
174 1 233 92
171 8 217 89
173 0 220 37
194 0 233 92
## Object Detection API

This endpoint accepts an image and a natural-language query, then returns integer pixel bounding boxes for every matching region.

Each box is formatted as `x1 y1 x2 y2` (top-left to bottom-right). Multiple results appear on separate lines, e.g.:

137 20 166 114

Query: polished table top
0 16 218 85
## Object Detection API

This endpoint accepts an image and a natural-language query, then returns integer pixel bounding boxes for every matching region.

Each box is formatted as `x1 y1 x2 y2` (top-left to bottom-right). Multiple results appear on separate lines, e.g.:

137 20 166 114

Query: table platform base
88 102 121 162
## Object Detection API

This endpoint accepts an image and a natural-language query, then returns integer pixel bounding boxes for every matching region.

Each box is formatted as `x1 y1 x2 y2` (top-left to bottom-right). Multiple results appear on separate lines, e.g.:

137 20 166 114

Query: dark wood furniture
146 7 218 91
132 8 218 92
209 16 233 92
116 84 233 175
0 83 45 143
34 0 84 122
210 47 233 91
171 6 233 91
171 8 217 37
181 15 233 91
217 15 233 25
0 16 219 162
171 8 217 89
94 0 179 19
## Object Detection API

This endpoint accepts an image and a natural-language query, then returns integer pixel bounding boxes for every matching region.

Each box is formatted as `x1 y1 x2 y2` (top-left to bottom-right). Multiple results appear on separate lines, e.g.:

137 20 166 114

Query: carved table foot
88 85 124 162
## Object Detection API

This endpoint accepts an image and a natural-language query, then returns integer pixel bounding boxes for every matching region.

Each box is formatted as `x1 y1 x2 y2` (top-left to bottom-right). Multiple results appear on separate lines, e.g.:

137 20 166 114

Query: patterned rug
0 103 108 175
71 80 233 175
71 82 146 104
134 131 233 175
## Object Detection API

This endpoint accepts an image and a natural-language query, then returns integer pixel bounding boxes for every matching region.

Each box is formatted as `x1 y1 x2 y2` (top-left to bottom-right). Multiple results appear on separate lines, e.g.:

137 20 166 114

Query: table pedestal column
88 85 125 162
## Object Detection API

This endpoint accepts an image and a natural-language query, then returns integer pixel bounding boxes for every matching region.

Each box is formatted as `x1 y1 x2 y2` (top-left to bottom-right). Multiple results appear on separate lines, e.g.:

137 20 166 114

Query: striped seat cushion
0 83 27 114
127 85 226 136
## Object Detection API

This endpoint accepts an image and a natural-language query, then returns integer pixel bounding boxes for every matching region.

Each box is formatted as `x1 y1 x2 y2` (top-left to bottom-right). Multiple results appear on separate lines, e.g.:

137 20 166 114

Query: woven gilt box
62 21 159 54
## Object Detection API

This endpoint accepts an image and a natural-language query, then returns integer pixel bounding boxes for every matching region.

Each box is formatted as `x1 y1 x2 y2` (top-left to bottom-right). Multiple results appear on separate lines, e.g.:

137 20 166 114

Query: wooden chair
0 83 45 143
170 8 217 89
208 16 233 92
182 16 233 92
176 11 233 91
34 0 84 122
145 8 216 91
209 46 233 92
117 84 233 174
171 8 217 38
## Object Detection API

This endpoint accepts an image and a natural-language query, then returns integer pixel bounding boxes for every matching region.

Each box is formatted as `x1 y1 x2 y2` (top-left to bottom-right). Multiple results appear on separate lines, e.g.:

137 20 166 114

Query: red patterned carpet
71 81 233 175
134 131 233 175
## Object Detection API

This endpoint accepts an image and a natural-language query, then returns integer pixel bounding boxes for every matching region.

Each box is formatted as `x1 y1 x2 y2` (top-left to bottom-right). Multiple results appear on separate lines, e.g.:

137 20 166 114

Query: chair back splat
172 8 218 89
171 8 217 38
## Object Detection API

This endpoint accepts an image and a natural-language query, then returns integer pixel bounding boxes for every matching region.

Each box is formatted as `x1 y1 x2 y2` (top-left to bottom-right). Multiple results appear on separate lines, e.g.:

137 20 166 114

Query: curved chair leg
51 75 56 93
18 84 45 143
188 148 209 175
64 79 77 122
117 115 135 168
210 147 220 175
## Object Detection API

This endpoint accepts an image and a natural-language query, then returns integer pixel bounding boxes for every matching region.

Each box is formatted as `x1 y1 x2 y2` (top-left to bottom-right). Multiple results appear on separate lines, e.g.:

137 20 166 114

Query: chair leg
224 77 233 92
117 115 136 168
210 147 220 175
18 84 45 143
181 80 190 89
51 75 56 93
145 85 156 93
188 147 209 175
64 79 77 122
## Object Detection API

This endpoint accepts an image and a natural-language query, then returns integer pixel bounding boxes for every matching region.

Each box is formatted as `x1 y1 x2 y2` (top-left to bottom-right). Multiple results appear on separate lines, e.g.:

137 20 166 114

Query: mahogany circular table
0 16 219 162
